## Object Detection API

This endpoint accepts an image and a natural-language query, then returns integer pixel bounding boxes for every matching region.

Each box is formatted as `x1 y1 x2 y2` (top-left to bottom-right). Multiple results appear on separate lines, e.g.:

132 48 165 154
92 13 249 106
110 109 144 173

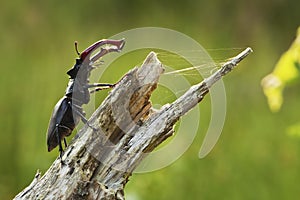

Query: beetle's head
66 59 82 79
66 39 125 79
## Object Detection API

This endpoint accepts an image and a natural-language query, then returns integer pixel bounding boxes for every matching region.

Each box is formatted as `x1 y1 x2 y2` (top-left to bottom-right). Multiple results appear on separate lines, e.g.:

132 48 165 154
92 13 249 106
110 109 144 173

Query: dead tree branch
14 48 252 200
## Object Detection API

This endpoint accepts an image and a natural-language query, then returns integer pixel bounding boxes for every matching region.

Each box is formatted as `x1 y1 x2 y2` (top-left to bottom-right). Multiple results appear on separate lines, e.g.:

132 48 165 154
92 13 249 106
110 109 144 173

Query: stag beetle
47 39 125 159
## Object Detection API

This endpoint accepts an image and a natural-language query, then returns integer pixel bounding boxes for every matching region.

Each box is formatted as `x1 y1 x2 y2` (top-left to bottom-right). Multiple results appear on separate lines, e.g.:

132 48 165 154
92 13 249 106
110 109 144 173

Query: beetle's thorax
64 58 94 105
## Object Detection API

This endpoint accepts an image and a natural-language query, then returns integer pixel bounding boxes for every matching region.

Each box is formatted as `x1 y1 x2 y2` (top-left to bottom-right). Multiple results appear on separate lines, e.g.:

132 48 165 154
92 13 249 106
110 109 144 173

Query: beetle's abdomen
46 97 80 152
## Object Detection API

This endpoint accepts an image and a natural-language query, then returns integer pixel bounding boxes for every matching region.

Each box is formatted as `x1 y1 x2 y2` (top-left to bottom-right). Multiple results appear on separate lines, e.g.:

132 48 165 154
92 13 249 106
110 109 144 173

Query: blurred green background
1 0 300 199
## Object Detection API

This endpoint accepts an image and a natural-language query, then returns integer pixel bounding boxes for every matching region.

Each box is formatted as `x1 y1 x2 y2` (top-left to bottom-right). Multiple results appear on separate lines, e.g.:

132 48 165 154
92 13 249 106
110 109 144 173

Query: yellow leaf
261 27 300 112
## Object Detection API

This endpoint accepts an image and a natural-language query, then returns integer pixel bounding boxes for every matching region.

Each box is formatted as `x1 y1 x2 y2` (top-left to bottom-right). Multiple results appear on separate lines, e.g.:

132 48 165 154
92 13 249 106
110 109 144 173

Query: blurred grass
1 0 300 199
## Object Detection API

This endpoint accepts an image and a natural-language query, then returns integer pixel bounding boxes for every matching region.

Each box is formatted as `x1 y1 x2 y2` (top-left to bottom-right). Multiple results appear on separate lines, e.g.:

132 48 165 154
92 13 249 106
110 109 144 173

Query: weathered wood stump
14 48 252 200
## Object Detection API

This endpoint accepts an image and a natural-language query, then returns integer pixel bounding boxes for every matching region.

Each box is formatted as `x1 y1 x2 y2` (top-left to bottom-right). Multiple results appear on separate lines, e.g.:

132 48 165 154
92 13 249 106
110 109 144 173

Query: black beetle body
47 97 81 152
46 39 125 159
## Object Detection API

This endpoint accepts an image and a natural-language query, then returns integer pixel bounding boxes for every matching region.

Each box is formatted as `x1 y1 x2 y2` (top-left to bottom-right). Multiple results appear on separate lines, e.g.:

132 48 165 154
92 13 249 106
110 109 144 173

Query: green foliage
1 0 300 199
287 123 300 137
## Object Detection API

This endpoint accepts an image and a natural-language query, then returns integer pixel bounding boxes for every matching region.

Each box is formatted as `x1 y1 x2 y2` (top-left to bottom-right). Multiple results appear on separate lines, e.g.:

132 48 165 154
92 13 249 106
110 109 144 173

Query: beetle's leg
71 104 87 122
88 76 125 92
88 76 125 93
55 125 64 159
72 104 98 132
89 87 112 94
55 124 72 160
64 138 67 148
86 83 115 94
57 125 72 149
67 101 88 124
86 83 115 88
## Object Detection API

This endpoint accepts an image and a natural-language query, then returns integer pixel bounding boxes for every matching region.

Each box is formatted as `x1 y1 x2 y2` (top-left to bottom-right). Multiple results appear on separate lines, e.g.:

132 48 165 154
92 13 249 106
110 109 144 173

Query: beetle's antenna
74 41 80 56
